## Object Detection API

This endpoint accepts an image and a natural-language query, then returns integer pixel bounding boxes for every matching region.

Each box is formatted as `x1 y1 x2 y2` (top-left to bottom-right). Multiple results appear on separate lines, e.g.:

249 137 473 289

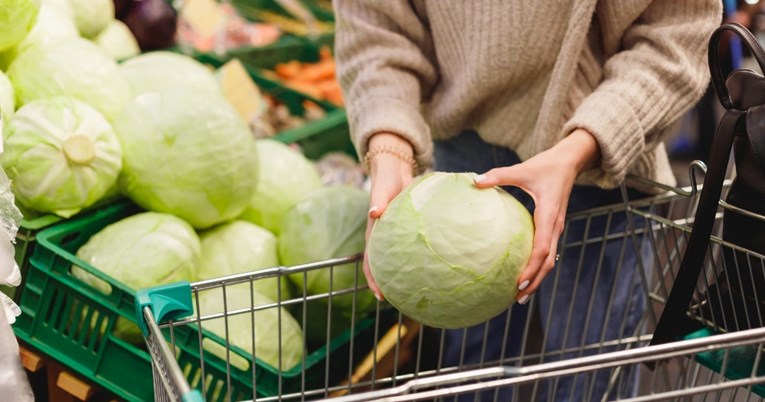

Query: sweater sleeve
334 0 438 171
561 1 722 188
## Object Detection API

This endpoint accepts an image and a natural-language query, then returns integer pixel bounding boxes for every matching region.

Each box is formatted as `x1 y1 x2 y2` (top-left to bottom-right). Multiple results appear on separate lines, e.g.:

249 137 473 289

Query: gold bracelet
364 145 418 171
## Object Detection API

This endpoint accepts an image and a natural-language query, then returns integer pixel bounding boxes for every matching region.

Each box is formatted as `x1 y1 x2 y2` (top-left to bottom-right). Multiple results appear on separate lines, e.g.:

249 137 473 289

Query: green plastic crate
14 199 383 401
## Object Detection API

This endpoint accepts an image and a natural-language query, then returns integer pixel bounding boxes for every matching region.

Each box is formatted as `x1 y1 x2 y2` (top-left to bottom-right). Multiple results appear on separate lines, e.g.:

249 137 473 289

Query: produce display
368 172 534 329
0 0 394 398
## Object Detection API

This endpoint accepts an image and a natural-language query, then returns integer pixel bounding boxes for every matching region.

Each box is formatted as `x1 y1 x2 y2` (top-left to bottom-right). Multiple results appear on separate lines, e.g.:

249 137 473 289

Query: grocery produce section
3 1 765 402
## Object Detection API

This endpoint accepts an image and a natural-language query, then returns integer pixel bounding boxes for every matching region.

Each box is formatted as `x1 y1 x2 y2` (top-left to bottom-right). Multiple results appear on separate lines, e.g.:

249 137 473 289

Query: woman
334 2 722 400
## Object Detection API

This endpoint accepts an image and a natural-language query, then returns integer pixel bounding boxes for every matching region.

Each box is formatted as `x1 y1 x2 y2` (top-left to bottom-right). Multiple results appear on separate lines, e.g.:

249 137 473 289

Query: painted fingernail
518 280 530 291
518 295 529 305
374 293 383 302
473 174 487 184
369 206 379 216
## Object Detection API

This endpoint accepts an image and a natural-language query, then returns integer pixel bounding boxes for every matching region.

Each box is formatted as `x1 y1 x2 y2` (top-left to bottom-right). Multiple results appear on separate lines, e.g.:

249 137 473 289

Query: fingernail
374 293 383 302
518 280 530 291
369 206 378 216
473 174 487 184
518 295 529 305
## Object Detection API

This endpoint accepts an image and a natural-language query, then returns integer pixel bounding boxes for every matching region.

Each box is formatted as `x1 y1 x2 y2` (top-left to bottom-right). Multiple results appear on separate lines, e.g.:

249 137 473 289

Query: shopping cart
136 164 765 402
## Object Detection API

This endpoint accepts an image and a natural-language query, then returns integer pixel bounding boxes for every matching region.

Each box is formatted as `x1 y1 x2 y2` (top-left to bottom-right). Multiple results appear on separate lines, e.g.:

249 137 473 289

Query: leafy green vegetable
119 51 221 98
196 286 304 371
0 71 14 129
113 86 258 229
94 19 139 61
198 220 290 302
68 0 114 38
239 139 322 235
368 172 534 329
280 185 375 317
0 1 78 70
0 0 40 53
73 211 201 342
1 97 122 217
7 37 131 120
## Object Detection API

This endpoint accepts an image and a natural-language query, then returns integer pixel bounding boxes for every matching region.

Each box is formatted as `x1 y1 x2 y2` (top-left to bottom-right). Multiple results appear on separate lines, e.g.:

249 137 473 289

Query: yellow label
217 59 265 124
180 0 225 38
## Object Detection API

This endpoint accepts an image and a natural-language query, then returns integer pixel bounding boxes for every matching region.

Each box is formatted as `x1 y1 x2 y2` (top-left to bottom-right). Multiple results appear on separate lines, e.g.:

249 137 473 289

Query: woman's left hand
472 128 601 304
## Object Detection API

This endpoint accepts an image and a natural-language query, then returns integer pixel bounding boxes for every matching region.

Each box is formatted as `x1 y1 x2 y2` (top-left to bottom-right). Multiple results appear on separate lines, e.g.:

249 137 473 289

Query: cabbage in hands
7 37 131 120
196 286 304 371
1 97 122 217
119 51 221 98
368 172 534 329
73 212 201 342
113 87 258 229
279 186 376 316
198 221 290 302
0 0 40 52
239 139 322 235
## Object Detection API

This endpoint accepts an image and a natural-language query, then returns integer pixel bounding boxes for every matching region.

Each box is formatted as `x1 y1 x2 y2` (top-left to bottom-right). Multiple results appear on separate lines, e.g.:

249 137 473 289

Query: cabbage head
94 20 139 61
0 0 40 53
119 51 221 98
280 186 375 316
72 211 201 342
0 71 13 128
1 97 122 217
113 87 258 229
0 1 78 70
7 37 131 120
239 139 322 235
198 220 291 302
368 172 534 329
196 286 304 371
68 0 114 38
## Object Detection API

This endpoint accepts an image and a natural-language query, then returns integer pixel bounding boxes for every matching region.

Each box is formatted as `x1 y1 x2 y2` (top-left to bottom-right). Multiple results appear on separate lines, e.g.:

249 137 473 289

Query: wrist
554 128 601 173
365 132 417 174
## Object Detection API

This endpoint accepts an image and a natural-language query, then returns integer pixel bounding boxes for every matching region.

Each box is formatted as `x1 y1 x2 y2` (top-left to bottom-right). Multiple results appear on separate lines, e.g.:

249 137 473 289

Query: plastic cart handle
134 282 194 336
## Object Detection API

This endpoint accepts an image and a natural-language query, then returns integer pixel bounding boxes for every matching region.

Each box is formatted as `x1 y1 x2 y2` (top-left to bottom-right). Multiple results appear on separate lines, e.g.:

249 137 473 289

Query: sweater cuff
562 92 645 188
349 98 433 173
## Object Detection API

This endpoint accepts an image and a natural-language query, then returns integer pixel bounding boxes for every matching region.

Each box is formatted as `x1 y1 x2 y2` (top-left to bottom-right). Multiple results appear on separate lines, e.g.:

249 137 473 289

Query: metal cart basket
136 166 765 402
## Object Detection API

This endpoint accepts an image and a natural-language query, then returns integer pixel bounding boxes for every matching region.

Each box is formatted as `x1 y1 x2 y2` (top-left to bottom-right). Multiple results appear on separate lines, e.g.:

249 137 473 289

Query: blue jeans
433 131 650 401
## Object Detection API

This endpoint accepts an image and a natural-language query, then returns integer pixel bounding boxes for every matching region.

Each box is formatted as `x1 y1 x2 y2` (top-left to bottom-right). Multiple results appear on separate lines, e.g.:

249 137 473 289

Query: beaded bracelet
364 145 418 172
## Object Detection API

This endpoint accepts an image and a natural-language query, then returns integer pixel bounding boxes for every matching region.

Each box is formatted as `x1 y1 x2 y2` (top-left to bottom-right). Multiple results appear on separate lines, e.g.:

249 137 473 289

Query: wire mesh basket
137 165 765 402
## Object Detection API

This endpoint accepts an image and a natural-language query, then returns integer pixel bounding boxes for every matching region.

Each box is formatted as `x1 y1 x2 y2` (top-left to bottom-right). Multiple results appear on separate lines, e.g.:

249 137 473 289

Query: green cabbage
119 51 221 98
7 37 131 120
239 139 322 235
1 97 122 217
368 172 534 329
0 0 40 53
73 211 201 342
0 1 78 70
198 221 291 302
94 20 139 61
196 286 304 371
279 186 375 316
68 0 113 38
0 71 13 128
113 87 258 229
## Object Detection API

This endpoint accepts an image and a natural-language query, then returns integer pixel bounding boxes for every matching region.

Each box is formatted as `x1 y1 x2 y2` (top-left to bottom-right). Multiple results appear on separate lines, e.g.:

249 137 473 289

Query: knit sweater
334 1 723 190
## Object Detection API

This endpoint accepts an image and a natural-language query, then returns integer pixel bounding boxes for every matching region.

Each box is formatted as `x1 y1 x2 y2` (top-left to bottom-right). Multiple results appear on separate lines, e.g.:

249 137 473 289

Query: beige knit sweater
335 1 723 190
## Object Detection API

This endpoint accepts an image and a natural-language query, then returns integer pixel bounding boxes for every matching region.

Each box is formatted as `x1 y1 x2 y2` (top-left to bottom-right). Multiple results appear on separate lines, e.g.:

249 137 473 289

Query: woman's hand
473 128 601 304
364 133 415 301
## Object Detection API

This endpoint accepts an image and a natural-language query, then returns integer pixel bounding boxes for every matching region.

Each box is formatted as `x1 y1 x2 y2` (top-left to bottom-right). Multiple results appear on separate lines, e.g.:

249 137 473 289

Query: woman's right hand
364 133 415 301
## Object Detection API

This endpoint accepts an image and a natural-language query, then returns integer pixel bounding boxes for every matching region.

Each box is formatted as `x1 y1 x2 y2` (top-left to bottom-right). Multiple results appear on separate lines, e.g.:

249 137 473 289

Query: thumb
368 177 399 219
473 166 524 189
